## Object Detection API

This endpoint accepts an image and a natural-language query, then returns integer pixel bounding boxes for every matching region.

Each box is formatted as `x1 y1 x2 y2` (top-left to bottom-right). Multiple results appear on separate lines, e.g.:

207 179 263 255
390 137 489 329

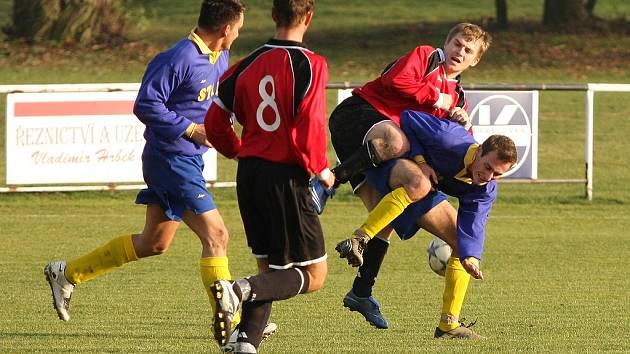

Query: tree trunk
543 0 589 27
496 0 509 29
585 0 597 16
4 0 127 44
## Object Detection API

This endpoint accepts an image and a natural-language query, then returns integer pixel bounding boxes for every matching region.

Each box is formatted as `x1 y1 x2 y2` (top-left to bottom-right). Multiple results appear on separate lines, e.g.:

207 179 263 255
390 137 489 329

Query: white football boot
232 341 257 354
211 280 242 346
44 261 75 321
221 322 278 353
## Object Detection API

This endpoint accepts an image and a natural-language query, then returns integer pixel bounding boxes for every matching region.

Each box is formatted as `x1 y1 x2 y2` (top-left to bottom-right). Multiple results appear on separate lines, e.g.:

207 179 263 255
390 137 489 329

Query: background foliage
0 1 629 353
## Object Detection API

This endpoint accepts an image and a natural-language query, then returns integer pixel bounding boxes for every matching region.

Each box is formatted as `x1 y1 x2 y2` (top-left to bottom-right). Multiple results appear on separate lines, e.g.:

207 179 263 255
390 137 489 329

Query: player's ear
476 145 484 157
221 23 231 38
303 11 313 27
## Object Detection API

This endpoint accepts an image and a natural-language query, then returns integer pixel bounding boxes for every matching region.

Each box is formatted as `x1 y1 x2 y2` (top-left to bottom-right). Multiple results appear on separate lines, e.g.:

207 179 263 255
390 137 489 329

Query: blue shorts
135 144 216 221
365 159 448 240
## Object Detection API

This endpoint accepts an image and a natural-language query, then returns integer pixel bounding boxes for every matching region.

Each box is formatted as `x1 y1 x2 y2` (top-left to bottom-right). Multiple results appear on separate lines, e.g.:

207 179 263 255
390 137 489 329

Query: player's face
443 33 482 77
470 149 513 186
223 12 244 50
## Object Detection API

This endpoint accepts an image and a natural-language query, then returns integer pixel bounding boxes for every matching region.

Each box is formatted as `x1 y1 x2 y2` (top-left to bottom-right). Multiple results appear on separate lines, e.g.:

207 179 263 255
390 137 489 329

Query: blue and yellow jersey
401 110 497 260
133 29 229 156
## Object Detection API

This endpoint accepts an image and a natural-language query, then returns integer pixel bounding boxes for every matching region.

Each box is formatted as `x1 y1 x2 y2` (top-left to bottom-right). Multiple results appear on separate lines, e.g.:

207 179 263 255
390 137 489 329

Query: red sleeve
379 46 440 107
204 100 241 159
291 56 329 175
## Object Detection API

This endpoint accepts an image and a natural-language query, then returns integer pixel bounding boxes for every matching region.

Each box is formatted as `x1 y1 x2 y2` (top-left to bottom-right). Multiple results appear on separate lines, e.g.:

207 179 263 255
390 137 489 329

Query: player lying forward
336 110 516 337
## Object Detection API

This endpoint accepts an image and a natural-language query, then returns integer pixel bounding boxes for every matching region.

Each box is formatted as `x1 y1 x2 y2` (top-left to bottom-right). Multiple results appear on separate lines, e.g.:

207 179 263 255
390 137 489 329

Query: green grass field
1 1 630 353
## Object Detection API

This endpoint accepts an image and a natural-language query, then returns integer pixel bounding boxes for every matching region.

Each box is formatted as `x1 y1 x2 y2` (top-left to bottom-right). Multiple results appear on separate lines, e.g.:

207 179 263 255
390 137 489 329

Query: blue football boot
343 289 388 329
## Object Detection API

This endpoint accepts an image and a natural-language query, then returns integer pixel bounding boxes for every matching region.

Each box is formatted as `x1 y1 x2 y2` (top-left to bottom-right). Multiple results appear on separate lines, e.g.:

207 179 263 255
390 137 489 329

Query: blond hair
445 23 492 60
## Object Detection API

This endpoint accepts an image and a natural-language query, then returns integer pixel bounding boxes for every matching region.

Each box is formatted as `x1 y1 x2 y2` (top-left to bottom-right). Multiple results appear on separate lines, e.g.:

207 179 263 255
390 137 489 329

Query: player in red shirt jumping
205 1 334 352
328 23 492 339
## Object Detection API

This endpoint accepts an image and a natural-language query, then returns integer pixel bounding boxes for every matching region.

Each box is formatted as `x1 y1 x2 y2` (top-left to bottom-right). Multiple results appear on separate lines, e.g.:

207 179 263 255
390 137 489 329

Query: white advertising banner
336 89 538 179
6 92 217 185
467 91 538 179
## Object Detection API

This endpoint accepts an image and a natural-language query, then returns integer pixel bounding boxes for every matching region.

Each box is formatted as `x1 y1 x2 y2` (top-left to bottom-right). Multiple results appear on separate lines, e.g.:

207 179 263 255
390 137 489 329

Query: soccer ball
427 237 452 276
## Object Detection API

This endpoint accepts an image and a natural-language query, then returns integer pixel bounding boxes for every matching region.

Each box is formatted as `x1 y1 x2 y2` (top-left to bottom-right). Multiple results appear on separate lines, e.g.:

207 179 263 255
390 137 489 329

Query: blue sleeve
133 62 192 142
455 182 497 261
400 110 441 159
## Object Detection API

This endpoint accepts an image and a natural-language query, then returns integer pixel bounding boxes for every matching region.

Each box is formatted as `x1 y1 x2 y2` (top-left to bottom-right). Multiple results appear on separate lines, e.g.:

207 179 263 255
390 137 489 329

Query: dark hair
198 0 245 32
273 0 313 27
481 135 517 165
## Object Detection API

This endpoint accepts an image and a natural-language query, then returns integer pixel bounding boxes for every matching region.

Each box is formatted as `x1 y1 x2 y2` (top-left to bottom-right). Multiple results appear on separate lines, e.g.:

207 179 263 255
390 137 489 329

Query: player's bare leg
336 159 432 266
182 208 244 343
132 204 180 257
45 204 176 321
332 121 409 185
364 121 410 163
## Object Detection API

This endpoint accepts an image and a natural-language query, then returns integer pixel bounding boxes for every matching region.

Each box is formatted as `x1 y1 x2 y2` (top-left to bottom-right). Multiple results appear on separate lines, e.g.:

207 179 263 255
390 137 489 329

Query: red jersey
353 45 468 126
205 39 329 176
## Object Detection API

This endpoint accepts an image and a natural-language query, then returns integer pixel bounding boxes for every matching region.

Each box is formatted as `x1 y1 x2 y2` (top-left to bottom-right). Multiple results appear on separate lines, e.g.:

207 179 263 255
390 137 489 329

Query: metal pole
585 89 594 200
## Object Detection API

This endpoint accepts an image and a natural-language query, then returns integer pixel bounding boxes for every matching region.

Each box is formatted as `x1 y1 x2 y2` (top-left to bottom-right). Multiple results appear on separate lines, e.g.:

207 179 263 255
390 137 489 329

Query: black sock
238 301 272 348
333 140 380 184
352 237 389 297
246 268 310 302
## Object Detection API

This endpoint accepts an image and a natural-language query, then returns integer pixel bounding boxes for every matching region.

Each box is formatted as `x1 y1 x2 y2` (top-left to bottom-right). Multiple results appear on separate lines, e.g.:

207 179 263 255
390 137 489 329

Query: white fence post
585 89 594 201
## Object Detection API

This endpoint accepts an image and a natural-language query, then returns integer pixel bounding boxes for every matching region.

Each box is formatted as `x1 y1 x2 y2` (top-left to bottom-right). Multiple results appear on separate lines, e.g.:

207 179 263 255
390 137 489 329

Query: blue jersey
134 30 229 156
401 110 497 260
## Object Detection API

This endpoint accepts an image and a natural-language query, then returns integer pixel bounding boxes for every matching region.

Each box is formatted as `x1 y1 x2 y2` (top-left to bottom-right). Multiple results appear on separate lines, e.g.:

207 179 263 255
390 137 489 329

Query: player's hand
417 162 438 187
319 171 335 190
462 257 484 280
190 124 213 148
449 107 472 130
439 93 454 111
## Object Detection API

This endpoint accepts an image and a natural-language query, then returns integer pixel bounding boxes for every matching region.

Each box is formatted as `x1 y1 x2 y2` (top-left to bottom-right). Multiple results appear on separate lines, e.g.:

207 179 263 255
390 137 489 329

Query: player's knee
303 264 328 293
367 124 409 161
306 275 326 293
210 226 229 246
148 242 170 255
404 174 432 201
134 234 171 257
388 132 410 158
370 136 408 162
394 161 431 201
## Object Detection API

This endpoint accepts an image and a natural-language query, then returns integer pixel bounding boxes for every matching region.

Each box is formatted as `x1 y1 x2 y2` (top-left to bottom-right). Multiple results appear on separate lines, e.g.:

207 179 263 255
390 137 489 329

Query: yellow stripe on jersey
454 144 479 184
188 28 223 64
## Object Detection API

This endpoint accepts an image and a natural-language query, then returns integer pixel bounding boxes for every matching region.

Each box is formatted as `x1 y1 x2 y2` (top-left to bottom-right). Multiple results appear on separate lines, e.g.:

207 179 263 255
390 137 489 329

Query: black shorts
329 95 391 189
236 157 327 269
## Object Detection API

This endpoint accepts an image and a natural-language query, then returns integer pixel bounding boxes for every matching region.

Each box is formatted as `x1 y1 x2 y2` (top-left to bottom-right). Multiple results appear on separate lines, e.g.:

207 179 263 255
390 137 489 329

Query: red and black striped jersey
353 45 468 126
205 39 330 176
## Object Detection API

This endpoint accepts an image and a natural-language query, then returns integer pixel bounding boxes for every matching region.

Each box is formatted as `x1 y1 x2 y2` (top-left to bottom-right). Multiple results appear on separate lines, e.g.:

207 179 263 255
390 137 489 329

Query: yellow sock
360 187 412 237
438 257 471 332
200 256 240 327
65 235 138 285
200 256 232 306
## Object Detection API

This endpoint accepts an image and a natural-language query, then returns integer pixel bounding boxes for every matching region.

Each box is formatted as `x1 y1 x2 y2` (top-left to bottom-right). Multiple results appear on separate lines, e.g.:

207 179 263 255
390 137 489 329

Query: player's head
470 135 517 185
443 23 492 77
198 0 245 50
272 0 314 28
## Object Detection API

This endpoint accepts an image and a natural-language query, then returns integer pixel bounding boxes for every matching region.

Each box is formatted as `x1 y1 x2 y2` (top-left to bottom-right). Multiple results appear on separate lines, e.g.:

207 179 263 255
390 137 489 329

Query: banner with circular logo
467 91 538 179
